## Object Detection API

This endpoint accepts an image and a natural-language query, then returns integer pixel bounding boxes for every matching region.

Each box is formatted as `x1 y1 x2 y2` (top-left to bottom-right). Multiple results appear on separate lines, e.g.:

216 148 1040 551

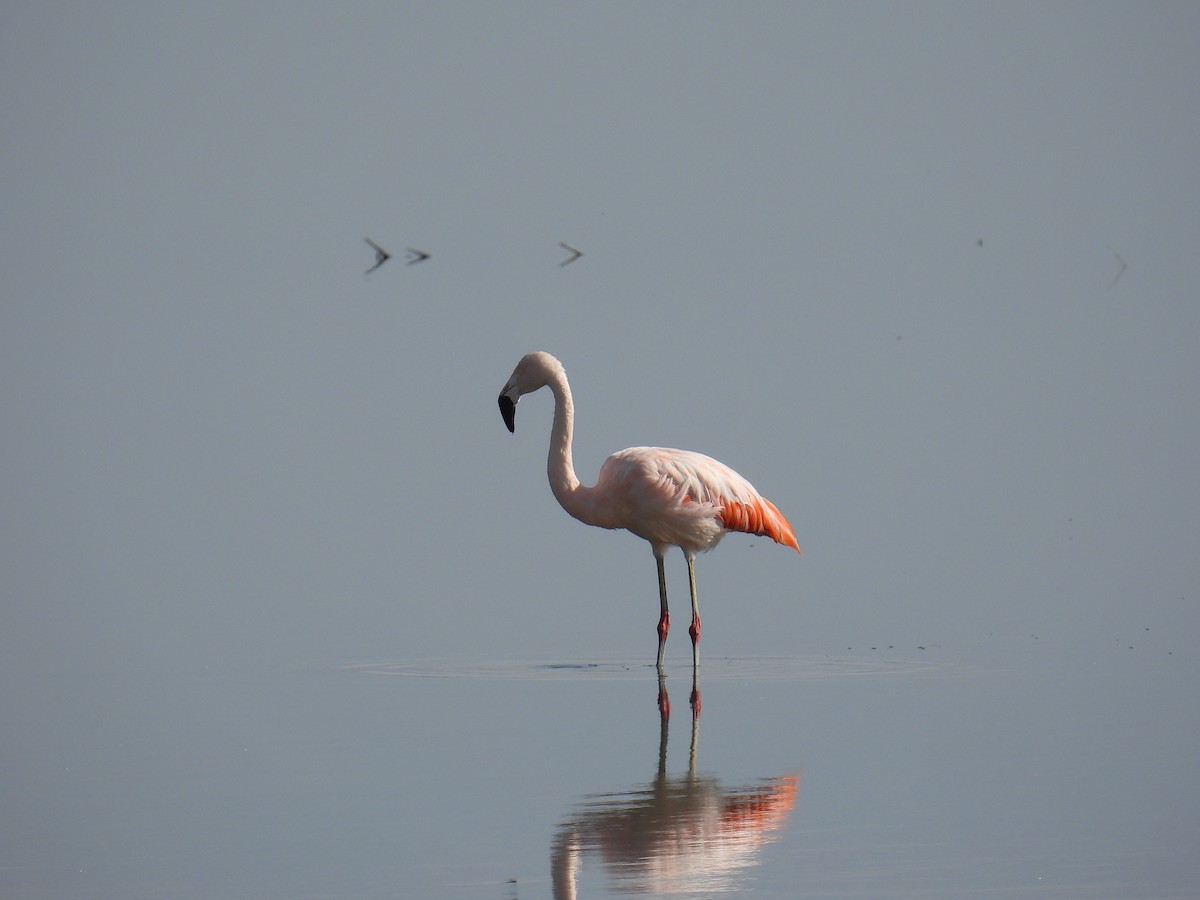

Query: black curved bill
498 394 516 433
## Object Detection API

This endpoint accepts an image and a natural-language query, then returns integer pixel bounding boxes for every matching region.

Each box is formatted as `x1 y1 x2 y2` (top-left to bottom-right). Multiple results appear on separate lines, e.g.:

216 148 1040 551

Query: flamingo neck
546 368 599 526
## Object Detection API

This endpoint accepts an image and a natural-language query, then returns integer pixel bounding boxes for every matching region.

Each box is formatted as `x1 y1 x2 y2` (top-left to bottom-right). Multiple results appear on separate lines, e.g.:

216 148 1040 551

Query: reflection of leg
657 670 671 722
688 702 700 774
686 554 701 668
690 656 701 717
655 554 670 672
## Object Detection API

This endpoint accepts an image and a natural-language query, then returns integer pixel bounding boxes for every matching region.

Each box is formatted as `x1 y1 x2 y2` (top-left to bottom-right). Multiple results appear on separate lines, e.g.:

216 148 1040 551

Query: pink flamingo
498 352 801 673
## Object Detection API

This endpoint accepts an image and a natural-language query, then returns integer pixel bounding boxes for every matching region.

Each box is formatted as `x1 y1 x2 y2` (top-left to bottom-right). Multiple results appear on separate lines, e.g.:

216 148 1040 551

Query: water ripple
344 655 954 681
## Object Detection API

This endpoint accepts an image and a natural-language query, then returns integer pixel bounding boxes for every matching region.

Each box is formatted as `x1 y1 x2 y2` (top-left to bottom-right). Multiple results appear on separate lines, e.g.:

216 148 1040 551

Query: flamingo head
498 351 561 434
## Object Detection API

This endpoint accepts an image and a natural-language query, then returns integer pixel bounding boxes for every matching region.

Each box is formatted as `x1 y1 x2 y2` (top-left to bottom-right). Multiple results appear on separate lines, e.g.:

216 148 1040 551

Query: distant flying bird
406 248 431 265
363 237 391 274
498 352 800 671
558 242 584 267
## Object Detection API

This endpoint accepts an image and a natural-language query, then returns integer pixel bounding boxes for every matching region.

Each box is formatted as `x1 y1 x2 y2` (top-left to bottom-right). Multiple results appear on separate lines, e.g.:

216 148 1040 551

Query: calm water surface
3 637 1196 898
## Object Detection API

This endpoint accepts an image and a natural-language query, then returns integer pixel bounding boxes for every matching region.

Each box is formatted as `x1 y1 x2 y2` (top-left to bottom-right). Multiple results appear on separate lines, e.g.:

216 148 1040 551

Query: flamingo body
498 351 799 671
588 446 798 556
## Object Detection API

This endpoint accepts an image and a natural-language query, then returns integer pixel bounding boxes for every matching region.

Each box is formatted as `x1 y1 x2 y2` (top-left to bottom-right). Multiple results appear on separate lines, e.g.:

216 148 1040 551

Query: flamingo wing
598 448 800 554
719 492 800 552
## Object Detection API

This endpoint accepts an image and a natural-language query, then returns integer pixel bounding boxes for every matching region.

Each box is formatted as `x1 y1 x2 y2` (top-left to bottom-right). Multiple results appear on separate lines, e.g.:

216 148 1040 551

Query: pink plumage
593 446 799 555
498 351 800 673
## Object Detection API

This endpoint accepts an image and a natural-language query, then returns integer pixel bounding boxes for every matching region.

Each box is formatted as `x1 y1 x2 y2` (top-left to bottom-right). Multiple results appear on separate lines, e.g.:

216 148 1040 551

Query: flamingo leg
686 553 701 669
655 554 670 672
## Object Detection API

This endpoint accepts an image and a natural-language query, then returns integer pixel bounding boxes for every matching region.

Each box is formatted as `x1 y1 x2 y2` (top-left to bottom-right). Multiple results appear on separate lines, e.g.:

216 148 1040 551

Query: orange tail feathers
720 496 801 553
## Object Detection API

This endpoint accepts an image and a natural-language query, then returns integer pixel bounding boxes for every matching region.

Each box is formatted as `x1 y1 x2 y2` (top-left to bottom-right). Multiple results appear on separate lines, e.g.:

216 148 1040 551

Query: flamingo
498 352 800 673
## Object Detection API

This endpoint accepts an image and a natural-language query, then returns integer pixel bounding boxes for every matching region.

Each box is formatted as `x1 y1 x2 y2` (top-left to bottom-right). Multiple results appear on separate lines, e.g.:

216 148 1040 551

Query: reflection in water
552 675 800 897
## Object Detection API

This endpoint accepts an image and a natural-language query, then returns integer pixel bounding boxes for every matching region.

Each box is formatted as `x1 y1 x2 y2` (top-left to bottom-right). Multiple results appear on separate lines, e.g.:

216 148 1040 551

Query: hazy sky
3 2 1198 676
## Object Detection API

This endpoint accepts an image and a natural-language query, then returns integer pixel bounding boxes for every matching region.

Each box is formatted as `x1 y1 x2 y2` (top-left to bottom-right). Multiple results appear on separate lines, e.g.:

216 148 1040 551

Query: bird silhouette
363 237 390 274
558 242 584 267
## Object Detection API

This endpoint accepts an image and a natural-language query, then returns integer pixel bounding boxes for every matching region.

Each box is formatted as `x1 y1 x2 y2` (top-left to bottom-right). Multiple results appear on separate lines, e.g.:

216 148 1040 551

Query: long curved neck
545 366 601 526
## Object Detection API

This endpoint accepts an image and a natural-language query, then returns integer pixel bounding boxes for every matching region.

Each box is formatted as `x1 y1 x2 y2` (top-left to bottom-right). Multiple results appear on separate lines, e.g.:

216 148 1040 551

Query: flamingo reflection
658 661 702 719
552 676 800 898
